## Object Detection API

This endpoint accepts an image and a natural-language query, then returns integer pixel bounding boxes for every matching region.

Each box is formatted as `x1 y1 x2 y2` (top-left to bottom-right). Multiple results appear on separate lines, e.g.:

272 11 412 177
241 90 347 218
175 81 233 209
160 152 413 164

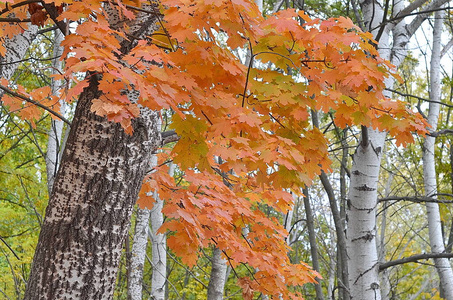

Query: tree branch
361 125 369 147
379 195 453 204
41 2 68 35
429 129 453 137
161 130 178 145
0 84 71 125
0 17 30 22
380 253 453 271
0 0 41 16
387 88 453 109
441 38 453 58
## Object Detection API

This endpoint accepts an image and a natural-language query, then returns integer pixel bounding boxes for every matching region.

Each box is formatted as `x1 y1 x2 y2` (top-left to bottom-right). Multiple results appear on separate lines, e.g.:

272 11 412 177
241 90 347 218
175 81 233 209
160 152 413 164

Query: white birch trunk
46 30 66 193
149 163 174 300
347 130 384 300
207 247 228 300
128 207 151 300
0 26 37 88
347 3 388 298
377 159 394 300
423 8 453 298
128 156 171 300
347 1 449 298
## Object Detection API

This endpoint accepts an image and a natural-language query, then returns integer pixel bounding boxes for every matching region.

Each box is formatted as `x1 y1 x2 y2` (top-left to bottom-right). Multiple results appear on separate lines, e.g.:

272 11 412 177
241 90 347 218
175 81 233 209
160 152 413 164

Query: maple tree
0 0 428 298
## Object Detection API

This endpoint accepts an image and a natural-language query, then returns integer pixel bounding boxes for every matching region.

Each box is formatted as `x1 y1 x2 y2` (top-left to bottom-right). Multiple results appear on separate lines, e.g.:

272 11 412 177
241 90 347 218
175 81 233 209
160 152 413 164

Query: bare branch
380 253 453 271
161 130 178 145
0 0 41 16
429 129 453 137
387 88 453 109
394 0 428 19
0 17 30 22
379 195 453 204
0 84 71 125
441 38 453 58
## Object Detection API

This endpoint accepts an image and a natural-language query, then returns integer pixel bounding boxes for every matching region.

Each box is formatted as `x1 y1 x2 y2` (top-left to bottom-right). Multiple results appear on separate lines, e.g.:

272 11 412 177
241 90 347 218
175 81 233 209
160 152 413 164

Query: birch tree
347 0 451 298
423 8 453 298
45 30 66 193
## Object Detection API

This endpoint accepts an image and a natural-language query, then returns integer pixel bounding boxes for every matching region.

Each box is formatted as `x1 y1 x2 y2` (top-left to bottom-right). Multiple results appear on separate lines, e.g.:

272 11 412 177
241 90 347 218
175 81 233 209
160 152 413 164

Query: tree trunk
302 189 324 300
128 207 151 300
423 8 453 298
346 129 384 300
313 109 347 299
207 247 228 300
23 75 161 299
149 164 174 300
46 30 66 193
0 26 37 89
347 0 449 298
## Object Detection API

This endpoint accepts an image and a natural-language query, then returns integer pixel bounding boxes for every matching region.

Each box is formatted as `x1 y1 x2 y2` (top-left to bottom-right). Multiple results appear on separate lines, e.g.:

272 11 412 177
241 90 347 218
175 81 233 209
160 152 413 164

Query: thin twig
0 84 71 125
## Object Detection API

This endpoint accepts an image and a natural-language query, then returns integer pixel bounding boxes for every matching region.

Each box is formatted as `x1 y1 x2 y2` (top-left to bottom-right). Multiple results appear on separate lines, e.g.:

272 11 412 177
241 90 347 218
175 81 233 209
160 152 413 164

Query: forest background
1 0 453 299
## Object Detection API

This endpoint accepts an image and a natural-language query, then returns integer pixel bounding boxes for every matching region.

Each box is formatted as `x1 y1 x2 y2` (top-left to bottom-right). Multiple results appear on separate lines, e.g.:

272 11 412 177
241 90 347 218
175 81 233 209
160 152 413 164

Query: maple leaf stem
255 51 297 69
221 249 241 278
242 41 254 109
268 112 286 128
151 4 176 52
0 84 71 125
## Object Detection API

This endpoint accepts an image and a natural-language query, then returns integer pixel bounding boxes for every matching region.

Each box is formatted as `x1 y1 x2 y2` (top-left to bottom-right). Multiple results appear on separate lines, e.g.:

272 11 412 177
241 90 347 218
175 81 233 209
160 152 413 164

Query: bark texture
149 178 171 300
207 247 228 300
0 26 37 87
46 30 66 193
346 130 384 300
347 1 450 298
128 207 151 300
23 77 161 299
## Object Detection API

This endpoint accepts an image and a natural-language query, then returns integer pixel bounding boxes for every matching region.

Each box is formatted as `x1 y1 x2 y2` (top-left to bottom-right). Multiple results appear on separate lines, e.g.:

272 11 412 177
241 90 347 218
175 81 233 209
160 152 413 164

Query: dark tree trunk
23 77 161 299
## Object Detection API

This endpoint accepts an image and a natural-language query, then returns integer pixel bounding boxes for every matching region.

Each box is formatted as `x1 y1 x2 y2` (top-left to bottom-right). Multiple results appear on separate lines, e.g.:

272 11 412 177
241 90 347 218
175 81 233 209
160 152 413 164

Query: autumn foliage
0 0 427 298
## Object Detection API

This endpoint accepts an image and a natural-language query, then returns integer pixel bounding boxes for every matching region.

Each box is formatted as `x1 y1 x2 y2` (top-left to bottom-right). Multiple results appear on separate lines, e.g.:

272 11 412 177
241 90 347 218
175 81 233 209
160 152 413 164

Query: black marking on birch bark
355 184 376 191
352 170 364 176
352 231 375 242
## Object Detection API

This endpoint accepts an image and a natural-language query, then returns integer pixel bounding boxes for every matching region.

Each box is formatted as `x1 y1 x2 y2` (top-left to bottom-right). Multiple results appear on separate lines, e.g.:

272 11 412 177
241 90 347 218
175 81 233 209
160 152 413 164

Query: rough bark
23 74 161 299
423 8 453 298
207 247 228 300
